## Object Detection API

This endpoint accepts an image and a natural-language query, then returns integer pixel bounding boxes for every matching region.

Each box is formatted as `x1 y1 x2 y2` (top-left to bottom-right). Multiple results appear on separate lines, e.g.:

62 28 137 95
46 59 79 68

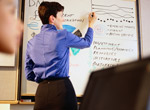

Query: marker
91 12 94 17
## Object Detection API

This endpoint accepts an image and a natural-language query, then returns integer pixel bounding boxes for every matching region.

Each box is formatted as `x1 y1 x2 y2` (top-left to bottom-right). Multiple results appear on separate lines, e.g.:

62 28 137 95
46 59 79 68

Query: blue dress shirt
25 24 93 83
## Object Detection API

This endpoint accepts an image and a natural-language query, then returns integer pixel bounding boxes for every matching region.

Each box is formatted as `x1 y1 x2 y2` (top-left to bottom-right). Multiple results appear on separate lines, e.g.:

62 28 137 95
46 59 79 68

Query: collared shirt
25 24 93 83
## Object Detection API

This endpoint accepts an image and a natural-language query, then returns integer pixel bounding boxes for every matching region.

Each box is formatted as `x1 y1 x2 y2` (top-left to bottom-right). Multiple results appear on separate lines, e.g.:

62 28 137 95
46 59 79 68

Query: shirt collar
41 24 57 31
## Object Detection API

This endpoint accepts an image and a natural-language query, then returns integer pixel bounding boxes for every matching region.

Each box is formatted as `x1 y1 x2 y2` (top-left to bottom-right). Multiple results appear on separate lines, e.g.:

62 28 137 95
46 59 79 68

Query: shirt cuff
87 27 94 34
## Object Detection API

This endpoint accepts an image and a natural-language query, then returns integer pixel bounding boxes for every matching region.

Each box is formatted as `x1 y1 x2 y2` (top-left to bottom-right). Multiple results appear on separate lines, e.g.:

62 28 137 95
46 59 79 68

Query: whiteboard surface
22 0 140 96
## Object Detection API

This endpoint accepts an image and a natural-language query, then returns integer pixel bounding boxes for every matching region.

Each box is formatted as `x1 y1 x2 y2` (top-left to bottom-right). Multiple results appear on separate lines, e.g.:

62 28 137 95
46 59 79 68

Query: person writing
25 1 97 110
0 0 23 54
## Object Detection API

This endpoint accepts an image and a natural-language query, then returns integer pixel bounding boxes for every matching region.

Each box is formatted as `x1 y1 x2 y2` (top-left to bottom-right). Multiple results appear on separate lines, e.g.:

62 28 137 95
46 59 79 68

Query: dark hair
38 1 64 24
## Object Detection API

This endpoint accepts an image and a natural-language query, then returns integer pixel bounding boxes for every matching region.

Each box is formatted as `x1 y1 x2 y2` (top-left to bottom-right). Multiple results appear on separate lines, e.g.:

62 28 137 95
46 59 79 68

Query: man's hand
88 12 97 28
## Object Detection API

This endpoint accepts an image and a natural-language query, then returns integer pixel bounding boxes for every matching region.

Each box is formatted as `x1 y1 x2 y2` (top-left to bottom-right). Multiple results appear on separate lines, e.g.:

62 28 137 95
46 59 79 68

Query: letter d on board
29 0 35 7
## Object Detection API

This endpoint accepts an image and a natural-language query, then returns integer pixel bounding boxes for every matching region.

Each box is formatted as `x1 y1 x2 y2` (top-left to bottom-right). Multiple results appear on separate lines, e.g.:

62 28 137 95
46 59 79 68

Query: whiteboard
21 0 140 96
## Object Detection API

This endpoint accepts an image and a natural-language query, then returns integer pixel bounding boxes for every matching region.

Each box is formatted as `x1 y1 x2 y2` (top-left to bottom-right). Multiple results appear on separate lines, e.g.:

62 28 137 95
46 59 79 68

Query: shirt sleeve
25 45 35 82
65 27 94 48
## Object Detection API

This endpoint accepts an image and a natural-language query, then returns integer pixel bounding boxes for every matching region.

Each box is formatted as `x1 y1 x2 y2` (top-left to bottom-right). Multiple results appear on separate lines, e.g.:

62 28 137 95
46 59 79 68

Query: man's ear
49 15 55 24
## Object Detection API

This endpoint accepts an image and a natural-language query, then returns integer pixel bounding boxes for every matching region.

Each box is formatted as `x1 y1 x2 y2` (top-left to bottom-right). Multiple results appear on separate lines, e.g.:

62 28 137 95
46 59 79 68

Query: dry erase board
21 0 141 96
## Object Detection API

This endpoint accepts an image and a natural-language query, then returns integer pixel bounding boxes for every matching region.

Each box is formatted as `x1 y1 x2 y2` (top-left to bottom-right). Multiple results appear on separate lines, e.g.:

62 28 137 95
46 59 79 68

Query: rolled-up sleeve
65 27 93 48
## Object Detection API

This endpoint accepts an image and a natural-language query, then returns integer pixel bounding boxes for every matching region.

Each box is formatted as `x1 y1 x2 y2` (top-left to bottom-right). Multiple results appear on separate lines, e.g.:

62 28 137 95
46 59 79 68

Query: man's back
25 24 70 82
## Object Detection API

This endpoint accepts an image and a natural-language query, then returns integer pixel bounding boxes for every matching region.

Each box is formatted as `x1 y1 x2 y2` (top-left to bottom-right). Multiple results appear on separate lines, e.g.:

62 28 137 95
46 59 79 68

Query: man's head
38 2 64 30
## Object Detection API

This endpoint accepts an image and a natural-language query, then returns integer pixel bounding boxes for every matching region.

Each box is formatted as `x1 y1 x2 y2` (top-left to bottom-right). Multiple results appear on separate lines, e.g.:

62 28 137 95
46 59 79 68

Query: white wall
0 104 10 110
140 0 150 57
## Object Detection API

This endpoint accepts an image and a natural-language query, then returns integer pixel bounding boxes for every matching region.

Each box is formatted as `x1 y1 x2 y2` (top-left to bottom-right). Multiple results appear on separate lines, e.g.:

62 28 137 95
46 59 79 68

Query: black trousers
34 78 77 110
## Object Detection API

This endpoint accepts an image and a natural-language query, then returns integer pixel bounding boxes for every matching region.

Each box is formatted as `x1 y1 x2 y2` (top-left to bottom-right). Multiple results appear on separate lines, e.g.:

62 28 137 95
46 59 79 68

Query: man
25 1 97 110
0 0 23 54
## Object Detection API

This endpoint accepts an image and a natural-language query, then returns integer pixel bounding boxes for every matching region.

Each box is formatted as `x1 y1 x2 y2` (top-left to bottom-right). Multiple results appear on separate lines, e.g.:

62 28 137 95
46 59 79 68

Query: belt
40 77 69 83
